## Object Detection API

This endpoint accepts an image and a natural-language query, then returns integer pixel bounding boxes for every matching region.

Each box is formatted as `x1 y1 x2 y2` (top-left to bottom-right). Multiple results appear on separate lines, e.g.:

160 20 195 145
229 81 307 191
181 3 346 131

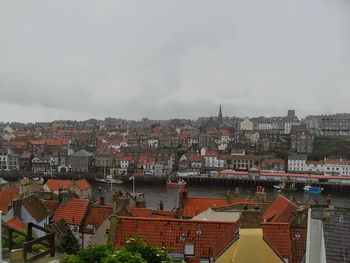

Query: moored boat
95 175 123 184
166 179 187 188
303 185 322 194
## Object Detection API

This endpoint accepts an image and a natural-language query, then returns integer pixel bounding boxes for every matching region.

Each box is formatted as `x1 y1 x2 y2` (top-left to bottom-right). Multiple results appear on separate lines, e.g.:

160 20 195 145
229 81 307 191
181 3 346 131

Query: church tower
218 105 223 124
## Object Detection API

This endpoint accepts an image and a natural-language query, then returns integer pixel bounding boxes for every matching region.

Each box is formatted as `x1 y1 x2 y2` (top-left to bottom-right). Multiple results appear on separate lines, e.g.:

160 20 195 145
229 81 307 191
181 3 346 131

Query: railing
1 222 55 262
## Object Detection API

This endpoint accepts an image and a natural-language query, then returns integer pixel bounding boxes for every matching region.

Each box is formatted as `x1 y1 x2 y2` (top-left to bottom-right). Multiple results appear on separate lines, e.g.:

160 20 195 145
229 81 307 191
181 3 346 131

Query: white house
288 155 307 172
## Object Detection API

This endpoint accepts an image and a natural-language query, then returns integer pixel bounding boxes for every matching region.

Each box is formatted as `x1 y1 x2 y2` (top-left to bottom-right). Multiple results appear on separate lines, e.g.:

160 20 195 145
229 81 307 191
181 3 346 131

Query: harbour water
92 182 350 210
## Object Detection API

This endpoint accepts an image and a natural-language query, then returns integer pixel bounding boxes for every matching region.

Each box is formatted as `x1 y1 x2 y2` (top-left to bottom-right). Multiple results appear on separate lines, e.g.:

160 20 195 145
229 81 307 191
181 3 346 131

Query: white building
148 139 159 148
240 118 254 131
305 161 324 174
324 158 350 176
284 122 300 134
258 123 273 130
288 155 307 172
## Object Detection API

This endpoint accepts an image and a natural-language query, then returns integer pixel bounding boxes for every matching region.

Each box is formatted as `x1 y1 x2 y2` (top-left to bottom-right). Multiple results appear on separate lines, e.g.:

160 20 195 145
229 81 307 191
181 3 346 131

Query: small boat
273 183 284 192
166 179 187 188
303 185 323 194
95 175 123 184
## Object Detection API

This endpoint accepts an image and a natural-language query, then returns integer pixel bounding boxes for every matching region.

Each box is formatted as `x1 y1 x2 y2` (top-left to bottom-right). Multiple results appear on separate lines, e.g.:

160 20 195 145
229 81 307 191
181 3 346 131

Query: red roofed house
82 205 113 248
51 198 90 246
71 179 92 199
0 187 19 215
114 217 241 263
43 179 71 195
261 195 307 263
119 155 133 170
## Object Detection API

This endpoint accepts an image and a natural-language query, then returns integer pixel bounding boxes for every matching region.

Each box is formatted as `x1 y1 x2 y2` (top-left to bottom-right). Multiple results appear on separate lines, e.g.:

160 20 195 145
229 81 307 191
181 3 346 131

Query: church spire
218 104 223 124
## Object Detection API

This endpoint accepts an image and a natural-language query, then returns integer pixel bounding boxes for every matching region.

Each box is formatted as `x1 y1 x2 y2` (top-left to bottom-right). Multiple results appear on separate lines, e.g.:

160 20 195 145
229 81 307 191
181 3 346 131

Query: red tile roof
45 179 71 191
6 217 27 232
188 155 203 162
75 179 91 191
85 206 113 232
0 187 19 214
114 217 240 260
52 198 89 226
262 159 285 164
182 197 257 218
262 195 298 223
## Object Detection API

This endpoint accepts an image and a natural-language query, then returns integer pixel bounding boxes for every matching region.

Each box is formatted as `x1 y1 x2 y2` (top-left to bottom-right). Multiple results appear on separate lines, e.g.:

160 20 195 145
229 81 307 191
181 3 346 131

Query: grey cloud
0 0 349 122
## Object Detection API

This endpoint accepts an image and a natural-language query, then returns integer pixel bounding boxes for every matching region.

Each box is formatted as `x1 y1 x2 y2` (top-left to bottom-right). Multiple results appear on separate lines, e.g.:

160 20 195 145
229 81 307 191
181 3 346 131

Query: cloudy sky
0 0 349 122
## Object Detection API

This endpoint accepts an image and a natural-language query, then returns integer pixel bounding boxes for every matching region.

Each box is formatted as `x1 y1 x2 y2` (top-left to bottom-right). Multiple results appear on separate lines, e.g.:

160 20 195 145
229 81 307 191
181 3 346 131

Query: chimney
58 188 69 204
112 191 129 212
100 196 105 206
159 200 164 211
178 187 188 209
13 199 21 219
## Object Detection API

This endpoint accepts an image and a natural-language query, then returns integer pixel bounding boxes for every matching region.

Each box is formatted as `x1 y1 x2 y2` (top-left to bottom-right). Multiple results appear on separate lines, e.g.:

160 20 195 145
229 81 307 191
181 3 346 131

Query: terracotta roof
182 197 257 218
0 187 19 214
46 139 69 146
75 179 91 191
306 160 323 165
43 200 59 215
6 217 27 232
84 206 113 233
262 159 285 164
262 195 298 223
21 194 49 222
114 217 240 260
52 198 89 226
188 155 203 162
119 155 133 161
45 179 71 191
324 158 350 165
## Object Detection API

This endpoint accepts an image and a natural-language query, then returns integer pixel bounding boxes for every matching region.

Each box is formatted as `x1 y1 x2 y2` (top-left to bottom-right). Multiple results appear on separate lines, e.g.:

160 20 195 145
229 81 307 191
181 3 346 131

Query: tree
62 237 174 263
57 228 80 255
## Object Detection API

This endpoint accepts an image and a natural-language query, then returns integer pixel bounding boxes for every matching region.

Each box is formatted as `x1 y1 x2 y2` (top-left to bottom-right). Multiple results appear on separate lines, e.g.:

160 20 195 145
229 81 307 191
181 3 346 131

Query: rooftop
52 198 89 225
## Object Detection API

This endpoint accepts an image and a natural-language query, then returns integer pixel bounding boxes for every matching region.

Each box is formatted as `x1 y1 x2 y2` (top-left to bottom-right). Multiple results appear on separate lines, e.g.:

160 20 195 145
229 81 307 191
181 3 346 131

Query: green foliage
57 228 80 255
13 232 26 244
32 244 46 253
125 237 173 263
309 135 350 160
103 250 145 263
62 237 173 263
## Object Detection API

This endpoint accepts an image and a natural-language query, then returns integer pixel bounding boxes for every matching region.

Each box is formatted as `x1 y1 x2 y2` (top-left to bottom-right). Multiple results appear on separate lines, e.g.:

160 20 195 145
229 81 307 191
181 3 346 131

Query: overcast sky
0 0 349 122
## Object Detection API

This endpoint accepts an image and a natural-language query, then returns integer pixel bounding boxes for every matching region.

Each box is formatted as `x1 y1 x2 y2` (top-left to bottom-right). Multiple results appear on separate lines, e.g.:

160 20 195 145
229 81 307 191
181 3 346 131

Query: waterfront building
287 155 307 173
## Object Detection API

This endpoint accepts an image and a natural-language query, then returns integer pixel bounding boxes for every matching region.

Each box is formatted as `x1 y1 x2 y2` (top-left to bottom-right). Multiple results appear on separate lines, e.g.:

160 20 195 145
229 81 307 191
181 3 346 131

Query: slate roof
114 217 240 260
21 194 49 222
0 187 19 213
52 198 89 226
323 209 350 262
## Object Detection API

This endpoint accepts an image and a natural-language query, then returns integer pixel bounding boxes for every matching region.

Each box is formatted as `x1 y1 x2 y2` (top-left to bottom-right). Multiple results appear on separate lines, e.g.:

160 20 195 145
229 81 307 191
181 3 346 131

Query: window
200 259 209 263
105 228 109 235
184 243 194 256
